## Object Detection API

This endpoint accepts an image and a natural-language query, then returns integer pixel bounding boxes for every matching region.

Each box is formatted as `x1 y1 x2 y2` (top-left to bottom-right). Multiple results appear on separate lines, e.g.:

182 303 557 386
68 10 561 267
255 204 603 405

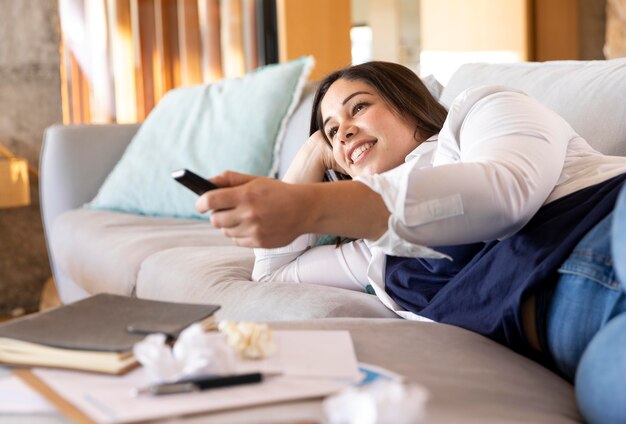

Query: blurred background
0 0 624 316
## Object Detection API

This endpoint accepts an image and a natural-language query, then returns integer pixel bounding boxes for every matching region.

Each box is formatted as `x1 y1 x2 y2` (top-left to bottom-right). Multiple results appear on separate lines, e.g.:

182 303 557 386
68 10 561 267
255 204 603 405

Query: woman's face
320 78 419 177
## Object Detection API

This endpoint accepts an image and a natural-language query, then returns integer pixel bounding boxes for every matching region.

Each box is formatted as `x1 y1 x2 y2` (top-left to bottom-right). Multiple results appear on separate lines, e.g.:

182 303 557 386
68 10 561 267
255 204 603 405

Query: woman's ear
413 127 426 144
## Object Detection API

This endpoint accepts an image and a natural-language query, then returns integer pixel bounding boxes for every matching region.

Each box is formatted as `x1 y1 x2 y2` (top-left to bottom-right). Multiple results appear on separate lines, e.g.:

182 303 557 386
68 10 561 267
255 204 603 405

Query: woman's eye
352 103 367 115
327 127 338 138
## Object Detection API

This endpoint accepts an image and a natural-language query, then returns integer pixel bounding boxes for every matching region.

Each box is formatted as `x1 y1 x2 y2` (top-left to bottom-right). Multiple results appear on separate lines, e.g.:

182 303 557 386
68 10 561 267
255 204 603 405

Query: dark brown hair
310 61 448 143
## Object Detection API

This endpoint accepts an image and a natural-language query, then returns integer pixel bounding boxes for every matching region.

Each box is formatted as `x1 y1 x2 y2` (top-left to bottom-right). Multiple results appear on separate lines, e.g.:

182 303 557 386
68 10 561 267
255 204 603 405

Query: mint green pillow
88 57 314 219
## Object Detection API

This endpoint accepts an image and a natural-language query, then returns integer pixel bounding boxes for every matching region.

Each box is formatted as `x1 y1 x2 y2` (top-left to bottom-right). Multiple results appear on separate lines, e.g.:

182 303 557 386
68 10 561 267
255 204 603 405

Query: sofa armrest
40 123 140 302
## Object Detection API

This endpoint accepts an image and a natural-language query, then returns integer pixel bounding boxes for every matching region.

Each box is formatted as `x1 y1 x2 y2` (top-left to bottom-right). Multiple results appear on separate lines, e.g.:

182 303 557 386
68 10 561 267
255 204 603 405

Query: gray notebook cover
0 294 220 352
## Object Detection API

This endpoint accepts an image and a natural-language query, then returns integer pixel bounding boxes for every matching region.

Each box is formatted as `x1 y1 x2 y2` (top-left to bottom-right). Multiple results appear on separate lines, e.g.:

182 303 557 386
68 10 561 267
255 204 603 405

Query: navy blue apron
385 173 626 359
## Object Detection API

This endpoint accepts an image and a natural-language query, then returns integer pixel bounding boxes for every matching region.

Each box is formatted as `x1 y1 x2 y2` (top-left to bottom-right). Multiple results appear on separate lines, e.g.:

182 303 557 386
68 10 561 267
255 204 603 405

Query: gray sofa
40 58 626 422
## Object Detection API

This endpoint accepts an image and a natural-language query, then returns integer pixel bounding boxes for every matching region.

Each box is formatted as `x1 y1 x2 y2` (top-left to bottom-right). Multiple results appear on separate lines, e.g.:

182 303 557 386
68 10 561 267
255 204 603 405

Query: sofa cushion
52 208 397 319
88 57 314 219
136 246 398 320
51 209 234 295
440 58 626 157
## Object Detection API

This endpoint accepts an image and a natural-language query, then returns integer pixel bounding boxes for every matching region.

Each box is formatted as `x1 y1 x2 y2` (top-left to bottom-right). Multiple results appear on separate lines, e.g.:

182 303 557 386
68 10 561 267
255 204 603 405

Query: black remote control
171 169 219 195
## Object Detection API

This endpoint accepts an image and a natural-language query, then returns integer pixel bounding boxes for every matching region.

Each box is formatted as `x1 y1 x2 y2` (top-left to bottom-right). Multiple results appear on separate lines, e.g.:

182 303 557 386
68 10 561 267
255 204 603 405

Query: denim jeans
546 182 626 424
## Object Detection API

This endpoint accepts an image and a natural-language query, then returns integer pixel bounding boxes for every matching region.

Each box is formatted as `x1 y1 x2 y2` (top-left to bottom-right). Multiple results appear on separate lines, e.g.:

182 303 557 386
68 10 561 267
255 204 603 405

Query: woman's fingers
210 170 259 188
195 175 308 247
226 235 260 248
195 171 264 213
246 182 312 246
214 206 282 247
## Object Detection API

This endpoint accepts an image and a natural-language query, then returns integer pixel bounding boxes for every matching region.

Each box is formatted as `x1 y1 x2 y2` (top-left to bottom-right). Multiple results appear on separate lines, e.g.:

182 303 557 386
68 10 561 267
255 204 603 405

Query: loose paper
29 330 360 424
0 374 56 414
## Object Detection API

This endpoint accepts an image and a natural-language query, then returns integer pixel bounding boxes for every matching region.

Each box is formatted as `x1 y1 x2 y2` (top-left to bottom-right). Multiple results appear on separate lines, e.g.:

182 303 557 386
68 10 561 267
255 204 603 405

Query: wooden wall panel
242 0 259 72
220 0 246 78
533 0 579 61
107 0 138 123
69 52 91 123
198 0 223 82
177 0 203 85
59 40 71 125
154 0 179 100
133 0 157 120
85 0 114 123
276 0 351 79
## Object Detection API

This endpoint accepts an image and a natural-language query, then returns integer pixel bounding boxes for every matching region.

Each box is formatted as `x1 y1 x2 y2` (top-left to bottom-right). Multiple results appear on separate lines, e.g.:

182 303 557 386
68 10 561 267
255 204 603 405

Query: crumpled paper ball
218 321 276 359
323 380 429 424
133 322 236 384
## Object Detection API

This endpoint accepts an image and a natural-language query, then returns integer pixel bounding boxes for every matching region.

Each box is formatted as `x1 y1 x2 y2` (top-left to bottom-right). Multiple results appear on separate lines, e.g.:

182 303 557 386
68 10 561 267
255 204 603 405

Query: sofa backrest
440 58 626 157
277 82 317 179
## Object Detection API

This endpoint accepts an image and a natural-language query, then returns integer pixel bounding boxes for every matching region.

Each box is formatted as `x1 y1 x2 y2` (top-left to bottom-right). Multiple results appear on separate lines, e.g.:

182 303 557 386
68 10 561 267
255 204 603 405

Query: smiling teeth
351 143 373 163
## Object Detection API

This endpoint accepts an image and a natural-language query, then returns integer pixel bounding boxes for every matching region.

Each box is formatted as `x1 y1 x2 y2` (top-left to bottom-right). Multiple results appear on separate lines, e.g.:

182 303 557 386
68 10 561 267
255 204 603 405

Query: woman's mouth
350 142 375 164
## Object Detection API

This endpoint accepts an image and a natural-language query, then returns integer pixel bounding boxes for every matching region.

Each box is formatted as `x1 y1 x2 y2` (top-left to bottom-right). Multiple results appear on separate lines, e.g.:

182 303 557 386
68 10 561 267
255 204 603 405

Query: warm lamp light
0 144 31 209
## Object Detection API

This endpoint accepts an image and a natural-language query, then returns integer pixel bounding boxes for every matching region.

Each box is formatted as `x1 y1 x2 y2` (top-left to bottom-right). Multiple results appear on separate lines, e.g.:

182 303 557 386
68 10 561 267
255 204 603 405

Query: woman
196 62 626 423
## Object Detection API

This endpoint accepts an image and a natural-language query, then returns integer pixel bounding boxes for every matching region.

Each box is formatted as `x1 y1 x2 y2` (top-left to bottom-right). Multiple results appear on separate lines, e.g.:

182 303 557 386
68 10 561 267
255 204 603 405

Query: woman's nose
339 124 357 144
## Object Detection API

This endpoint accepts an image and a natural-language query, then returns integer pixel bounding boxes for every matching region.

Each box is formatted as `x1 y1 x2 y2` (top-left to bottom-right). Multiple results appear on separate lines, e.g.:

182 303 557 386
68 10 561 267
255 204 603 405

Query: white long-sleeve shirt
253 85 626 319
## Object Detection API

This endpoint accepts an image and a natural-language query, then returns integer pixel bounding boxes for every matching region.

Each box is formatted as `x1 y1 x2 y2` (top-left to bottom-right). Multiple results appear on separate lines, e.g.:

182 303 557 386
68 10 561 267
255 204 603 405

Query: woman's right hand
282 131 346 184
196 170 389 248
196 172 311 247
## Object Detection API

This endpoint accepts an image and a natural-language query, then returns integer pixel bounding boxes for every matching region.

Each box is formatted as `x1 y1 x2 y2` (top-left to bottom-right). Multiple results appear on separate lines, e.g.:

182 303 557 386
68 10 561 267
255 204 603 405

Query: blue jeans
546 182 626 424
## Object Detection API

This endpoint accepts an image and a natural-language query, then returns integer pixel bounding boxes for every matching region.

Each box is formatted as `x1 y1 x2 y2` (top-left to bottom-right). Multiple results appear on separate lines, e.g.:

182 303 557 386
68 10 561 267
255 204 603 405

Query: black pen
133 372 264 396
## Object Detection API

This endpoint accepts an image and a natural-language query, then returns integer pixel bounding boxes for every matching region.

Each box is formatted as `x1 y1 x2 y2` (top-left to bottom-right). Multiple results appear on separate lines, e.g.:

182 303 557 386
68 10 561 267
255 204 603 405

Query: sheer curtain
58 0 268 124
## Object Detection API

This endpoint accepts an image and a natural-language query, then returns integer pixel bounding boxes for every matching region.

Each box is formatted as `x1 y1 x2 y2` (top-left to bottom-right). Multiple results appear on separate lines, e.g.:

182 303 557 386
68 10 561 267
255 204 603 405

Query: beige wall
0 0 62 313
605 0 626 58
420 0 530 60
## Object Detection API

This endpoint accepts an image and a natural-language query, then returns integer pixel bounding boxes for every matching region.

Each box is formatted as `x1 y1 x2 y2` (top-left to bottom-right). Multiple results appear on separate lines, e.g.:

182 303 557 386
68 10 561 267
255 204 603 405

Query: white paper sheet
234 330 361 380
31 330 360 424
0 374 56 414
